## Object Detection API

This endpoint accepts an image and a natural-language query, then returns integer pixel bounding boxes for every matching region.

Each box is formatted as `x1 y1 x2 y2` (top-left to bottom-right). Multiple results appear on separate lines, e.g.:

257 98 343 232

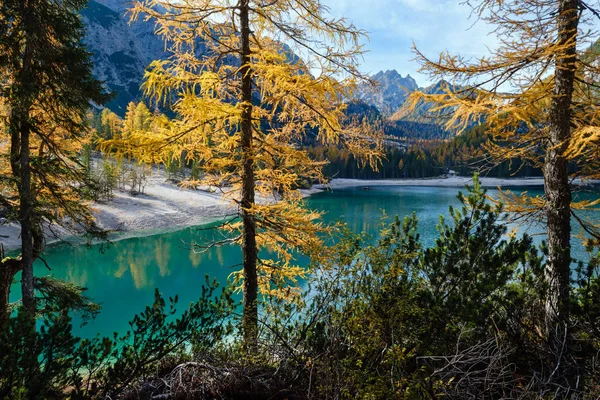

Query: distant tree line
345 99 450 140
90 100 154 141
82 102 156 200
307 124 544 180
307 144 438 179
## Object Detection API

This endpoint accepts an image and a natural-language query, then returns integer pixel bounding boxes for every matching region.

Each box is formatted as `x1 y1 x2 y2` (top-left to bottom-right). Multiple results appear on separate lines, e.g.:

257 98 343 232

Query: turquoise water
9 185 598 339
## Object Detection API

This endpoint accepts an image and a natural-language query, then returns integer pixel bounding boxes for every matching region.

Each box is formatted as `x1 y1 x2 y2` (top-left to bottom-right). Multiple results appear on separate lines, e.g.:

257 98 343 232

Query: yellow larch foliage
0 96 97 234
408 0 600 234
103 0 382 303
409 2 599 375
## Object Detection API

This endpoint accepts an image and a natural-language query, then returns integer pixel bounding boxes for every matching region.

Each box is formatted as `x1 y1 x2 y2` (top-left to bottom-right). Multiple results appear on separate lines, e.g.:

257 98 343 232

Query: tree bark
239 0 259 346
19 119 35 313
4 4 40 392
9 0 37 315
0 255 23 327
543 0 579 394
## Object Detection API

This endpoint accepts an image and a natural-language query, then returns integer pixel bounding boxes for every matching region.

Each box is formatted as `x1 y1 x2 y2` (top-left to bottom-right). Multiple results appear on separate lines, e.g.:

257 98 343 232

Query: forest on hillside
92 104 542 181
307 124 543 180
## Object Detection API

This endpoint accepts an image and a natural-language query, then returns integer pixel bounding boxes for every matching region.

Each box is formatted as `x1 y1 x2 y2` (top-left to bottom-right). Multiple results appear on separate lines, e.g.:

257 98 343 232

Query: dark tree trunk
19 120 35 313
543 0 579 395
5 4 40 392
239 0 259 345
0 255 23 327
9 0 37 314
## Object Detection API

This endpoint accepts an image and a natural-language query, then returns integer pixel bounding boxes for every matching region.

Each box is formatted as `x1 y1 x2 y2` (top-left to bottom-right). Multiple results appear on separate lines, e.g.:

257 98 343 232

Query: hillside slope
81 0 167 115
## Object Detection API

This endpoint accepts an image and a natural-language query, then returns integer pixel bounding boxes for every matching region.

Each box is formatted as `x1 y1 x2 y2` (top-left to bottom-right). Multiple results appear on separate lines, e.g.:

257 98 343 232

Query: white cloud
322 0 499 85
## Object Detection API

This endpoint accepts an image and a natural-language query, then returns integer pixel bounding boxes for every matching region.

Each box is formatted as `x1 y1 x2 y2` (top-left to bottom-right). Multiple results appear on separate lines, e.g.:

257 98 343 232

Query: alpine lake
9 184 600 339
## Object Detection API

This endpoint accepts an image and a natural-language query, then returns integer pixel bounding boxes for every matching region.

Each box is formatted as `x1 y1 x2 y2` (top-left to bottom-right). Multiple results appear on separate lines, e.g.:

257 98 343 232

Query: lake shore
0 172 236 251
316 176 549 190
2 174 594 251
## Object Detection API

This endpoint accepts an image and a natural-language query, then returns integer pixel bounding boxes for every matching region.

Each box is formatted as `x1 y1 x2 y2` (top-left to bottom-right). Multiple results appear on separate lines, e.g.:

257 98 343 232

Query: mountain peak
357 70 419 115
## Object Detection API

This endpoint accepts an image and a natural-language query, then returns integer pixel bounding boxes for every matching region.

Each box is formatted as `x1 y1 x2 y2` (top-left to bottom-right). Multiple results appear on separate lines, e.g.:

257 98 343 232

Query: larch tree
113 0 381 343
122 102 153 138
99 107 124 139
408 0 600 395
0 0 109 321
123 102 138 136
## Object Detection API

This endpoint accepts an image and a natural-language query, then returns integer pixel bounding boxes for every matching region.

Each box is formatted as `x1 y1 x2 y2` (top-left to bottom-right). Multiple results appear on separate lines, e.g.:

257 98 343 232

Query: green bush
0 277 233 399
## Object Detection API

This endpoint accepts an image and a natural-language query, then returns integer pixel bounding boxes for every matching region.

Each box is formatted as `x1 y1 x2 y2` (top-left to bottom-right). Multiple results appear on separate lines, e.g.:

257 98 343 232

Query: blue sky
323 0 498 86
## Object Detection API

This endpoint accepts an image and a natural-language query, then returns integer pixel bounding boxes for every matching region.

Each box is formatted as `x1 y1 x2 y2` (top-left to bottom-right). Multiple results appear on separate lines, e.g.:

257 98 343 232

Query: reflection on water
11 224 242 339
9 185 598 339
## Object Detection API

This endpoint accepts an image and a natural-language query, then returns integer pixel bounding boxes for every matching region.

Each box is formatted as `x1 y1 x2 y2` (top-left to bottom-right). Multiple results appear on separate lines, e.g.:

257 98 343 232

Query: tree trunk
0 255 23 327
543 0 579 394
9 106 36 314
19 119 35 313
9 0 36 314
5 3 40 392
239 0 259 346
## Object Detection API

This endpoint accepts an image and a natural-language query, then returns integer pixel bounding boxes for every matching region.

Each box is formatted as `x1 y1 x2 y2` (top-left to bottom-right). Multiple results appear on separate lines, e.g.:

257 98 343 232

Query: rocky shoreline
3 175 593 251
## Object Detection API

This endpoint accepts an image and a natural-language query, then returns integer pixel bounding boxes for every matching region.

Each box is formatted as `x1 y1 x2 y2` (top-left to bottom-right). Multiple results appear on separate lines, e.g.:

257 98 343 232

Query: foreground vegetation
2 0 600 397
2 178 600 399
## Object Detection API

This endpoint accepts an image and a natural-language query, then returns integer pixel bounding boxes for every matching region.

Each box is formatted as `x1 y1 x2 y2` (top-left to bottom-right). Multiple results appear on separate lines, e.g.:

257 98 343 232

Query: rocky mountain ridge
80 0 449 129
81 0 167 115
357 70 418 115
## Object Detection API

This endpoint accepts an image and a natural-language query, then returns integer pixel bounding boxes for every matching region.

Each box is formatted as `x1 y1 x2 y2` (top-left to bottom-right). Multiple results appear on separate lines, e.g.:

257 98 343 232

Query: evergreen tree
0 0 109 320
